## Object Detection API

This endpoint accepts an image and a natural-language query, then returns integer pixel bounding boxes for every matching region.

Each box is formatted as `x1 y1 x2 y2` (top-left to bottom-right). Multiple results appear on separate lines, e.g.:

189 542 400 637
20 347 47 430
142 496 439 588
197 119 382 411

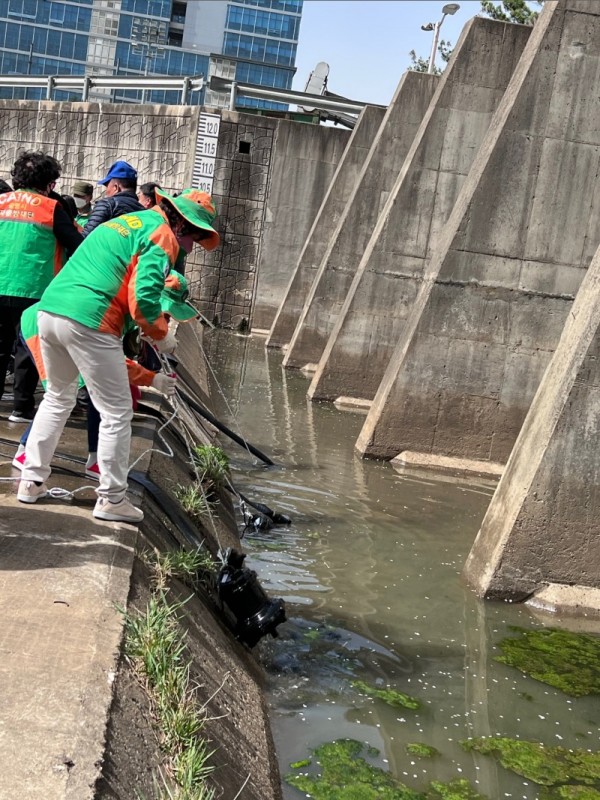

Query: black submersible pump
217 549 286 648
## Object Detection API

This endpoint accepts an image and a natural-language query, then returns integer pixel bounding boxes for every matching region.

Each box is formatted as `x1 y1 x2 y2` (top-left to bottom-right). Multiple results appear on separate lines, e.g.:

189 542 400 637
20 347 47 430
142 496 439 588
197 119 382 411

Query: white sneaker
17 480 47 504
93 496 144 523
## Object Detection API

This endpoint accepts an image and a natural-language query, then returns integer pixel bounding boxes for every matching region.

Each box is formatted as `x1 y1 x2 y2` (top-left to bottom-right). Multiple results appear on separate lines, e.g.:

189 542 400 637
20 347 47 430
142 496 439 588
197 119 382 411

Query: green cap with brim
155 187 220 251
160 271 199 322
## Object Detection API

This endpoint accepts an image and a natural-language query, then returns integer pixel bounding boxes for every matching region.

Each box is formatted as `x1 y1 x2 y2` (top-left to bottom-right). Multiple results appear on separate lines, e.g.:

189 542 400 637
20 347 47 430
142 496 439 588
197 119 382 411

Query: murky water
206 331 600 800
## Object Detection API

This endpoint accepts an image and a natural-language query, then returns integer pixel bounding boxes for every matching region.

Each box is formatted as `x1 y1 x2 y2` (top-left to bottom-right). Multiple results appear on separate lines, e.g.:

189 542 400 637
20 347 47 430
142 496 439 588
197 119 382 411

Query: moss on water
461 737 600 788
542 787 600 799
285 739 425 799
407 743 440 759
495 627 600 697
351 680 421 710
426 778 487 799
285 739 487 800
290 758 311 769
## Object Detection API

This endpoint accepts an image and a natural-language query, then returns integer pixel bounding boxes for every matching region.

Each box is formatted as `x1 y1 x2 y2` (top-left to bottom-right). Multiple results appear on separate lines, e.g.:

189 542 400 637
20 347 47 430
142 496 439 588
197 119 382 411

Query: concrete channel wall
281 70 439 370
251 118 351 331
308 17 531 403
0 101 347 331
463 237 600 600
266 105 385 347
357 0 600 463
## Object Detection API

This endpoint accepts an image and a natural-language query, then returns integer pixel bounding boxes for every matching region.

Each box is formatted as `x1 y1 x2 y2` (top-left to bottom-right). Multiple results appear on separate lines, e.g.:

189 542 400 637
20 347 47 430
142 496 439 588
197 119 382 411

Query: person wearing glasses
0 151 82 423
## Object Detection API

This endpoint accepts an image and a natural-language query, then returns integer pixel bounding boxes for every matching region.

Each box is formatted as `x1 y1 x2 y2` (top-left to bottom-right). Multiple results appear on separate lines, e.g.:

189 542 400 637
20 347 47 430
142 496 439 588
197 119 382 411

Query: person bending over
18 188 220 524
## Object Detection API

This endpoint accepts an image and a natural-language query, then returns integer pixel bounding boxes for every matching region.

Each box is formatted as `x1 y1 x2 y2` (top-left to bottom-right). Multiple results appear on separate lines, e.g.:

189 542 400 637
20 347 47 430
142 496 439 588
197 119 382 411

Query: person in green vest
17 188 220 524
72 180 94 229
0 151 83 423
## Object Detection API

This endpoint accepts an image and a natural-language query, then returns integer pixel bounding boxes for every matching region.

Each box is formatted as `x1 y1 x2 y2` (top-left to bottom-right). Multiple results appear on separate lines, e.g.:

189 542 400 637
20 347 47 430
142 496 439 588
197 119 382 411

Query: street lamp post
421 3 460 74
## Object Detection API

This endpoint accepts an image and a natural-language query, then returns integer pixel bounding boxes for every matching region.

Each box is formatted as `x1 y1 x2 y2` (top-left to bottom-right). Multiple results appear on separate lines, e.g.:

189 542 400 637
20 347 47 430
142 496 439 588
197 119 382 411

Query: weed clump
174 484 216 522
123 549 220 799
192 445 229 491
406 743 440 759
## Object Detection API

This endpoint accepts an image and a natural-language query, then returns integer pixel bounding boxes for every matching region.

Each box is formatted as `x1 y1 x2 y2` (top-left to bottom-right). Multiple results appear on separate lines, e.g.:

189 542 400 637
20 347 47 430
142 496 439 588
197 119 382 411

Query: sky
291 1 483 105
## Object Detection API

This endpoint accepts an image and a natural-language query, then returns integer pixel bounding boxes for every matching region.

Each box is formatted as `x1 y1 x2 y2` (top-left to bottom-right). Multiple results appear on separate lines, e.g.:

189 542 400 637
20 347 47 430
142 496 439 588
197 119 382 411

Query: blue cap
98 160 137 185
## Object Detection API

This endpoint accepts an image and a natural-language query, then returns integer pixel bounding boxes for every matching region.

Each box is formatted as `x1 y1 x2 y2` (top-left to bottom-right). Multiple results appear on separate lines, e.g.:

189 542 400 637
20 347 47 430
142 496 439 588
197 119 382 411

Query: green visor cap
155 187 220 251
160 271 199 322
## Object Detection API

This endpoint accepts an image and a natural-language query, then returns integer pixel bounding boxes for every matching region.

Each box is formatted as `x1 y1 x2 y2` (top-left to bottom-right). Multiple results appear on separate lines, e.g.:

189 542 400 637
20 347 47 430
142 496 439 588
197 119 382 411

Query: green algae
290 758 311 769
495 627 600 697
284 739 490 800
351 680 422 710
542 787 600 800
427 778 487 799
284 738 425 799
406 743 440 759
461 737 600 788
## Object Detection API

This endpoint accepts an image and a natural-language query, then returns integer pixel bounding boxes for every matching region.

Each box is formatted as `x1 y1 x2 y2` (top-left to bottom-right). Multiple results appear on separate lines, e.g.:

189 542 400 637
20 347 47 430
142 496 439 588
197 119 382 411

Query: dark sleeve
82 197 114 238
53 203 83 256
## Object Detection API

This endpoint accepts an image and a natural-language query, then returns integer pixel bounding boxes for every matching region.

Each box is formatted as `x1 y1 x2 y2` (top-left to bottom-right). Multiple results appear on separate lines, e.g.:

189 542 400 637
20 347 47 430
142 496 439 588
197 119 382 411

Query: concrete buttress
463 236 600 600
281 71 439 368
308 17 531 404
357 0 600 463
266 105 386 347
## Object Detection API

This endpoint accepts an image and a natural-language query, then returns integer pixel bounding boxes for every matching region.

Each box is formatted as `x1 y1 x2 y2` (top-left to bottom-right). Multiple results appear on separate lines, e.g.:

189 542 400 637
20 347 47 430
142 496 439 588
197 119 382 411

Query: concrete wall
185 111 278 329
0 99 197 194
251 119 350 331
357 0 600 463
463 238 600 600
281 70 439 369
308 18 531 403
266 105 385 347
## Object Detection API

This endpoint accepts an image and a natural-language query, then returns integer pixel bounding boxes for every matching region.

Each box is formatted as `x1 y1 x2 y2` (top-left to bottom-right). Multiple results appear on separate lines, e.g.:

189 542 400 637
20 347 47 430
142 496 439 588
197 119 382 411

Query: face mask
74 197 87 209
176 233 195 254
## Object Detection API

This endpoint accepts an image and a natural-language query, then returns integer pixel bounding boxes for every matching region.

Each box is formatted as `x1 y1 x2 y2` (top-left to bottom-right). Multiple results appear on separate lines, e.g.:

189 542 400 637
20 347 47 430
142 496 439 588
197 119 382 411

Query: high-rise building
0 0 303 108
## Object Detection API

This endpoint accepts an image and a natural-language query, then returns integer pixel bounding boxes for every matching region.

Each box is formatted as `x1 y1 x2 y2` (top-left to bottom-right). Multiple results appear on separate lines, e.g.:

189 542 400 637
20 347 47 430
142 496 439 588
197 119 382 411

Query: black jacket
82 190 144 237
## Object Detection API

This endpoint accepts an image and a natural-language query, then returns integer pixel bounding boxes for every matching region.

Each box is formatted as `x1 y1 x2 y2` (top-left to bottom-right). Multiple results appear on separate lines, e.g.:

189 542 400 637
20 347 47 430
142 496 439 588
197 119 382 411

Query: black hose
175 386 275 467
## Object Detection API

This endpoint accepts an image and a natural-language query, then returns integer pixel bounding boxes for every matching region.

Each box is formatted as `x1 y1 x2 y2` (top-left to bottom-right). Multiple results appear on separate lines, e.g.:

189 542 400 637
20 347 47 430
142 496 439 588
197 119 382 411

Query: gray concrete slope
463 236 600 600
266 105 385 349
252 120 350 331
0 420 142 800
282 71 438 369
309 17 531 403
357 0 600 462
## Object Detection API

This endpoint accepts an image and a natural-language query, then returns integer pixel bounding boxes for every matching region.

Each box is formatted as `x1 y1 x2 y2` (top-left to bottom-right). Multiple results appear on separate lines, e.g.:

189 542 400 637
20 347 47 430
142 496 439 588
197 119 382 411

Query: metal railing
0 74 204 103
0 73 384 117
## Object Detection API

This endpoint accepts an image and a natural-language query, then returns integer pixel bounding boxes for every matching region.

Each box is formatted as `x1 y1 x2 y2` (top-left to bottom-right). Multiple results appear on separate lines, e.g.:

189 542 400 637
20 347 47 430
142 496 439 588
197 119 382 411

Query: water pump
217 549 286 648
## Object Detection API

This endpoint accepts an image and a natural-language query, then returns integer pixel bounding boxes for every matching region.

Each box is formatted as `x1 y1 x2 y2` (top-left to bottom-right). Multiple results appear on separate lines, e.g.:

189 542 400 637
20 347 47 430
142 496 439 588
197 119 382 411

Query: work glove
151 372 177 397
153 328 177 355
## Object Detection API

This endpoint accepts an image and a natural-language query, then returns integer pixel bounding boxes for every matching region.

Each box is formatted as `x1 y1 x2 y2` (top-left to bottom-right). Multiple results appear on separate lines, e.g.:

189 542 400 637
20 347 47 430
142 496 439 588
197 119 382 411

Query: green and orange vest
39 207 178 341
0 189 66 299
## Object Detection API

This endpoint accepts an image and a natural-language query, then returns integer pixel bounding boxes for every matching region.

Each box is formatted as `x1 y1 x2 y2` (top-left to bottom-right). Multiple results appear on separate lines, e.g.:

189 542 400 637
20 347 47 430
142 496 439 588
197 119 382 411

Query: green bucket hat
160 271 199 322
155 187 220 251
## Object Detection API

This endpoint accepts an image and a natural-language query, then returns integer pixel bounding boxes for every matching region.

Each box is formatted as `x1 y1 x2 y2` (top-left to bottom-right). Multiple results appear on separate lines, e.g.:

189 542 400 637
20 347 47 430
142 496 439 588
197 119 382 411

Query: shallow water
207 331 600 800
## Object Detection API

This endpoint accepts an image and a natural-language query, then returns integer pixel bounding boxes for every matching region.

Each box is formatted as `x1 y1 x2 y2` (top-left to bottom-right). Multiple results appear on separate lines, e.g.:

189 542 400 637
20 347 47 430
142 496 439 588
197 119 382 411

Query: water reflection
206 331 600 800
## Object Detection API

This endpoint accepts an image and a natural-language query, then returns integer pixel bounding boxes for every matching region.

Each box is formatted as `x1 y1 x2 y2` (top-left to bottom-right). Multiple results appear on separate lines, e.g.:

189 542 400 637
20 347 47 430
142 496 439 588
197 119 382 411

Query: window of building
49 3 66 25
168 29 182 47
171 2 186 24
7 0 37 20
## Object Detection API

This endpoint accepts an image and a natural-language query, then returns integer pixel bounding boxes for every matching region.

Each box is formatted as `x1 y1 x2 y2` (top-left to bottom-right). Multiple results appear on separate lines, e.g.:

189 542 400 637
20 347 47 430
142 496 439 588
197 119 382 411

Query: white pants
22 311 133 501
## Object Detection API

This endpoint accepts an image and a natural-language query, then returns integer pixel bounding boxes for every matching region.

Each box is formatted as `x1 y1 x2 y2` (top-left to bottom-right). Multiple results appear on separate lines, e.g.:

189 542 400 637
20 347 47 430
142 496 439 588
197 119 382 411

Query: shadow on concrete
0 503 134 573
